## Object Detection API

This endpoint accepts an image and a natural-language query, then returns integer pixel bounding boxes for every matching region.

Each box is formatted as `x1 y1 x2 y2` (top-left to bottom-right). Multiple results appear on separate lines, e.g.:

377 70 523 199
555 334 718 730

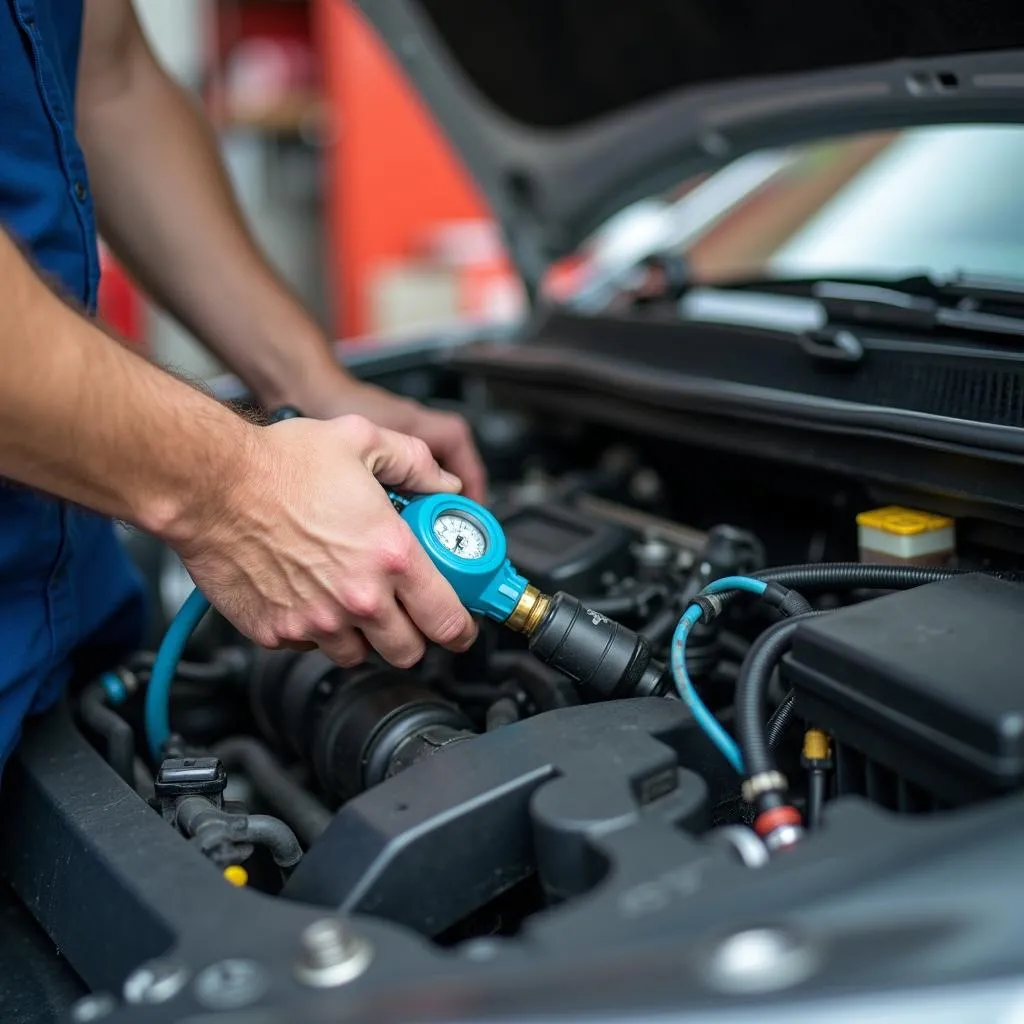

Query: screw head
122 959 190 1005
194 959 268 1010
706 927 818 994
295 918 372 988
69 993 117 1023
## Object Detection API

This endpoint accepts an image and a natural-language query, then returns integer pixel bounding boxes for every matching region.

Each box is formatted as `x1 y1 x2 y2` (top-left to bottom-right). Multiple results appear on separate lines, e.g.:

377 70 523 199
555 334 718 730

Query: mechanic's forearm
0 228 257 542
76 13 350 413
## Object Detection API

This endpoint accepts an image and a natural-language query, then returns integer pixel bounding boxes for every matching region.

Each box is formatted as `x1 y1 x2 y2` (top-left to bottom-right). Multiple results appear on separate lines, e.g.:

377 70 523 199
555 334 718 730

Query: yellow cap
856 506 953 537
803 728 831 761
223 865 249 888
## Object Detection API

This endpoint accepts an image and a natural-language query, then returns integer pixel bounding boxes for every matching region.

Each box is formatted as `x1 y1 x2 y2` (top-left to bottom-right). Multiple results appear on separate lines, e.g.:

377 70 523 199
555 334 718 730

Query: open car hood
358 0 1024 290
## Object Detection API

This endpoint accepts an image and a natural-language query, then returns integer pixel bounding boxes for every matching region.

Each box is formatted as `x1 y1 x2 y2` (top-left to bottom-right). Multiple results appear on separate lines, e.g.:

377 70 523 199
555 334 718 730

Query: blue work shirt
0 0 146 770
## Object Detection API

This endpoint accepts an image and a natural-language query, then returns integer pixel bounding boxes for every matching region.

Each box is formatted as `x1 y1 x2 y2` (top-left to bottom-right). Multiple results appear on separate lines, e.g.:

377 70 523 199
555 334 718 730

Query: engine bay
6 401 1024 1023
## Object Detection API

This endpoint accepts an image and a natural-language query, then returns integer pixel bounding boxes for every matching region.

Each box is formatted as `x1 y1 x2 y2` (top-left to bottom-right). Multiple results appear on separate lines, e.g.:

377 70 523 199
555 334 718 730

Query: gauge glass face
433 512 488 560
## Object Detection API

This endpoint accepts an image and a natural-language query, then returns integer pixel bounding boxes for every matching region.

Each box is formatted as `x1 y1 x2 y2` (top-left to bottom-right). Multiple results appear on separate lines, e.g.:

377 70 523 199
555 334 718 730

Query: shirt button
73 181 88 202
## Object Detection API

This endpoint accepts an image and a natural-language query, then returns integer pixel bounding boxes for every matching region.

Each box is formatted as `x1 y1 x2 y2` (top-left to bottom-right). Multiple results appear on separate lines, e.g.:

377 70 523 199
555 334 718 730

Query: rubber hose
212 737 331 846
766 690 797 750
244 814 303 870
79 683 135 787
576 583 664 619
641 603 681 643
715 564 963 619
146 587 212 761
486 696 520 731
736 612 829 778
130 649 244 683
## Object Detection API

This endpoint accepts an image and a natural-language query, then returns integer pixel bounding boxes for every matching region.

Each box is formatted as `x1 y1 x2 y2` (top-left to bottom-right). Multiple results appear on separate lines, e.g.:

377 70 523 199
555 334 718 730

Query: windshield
555 124 1024 303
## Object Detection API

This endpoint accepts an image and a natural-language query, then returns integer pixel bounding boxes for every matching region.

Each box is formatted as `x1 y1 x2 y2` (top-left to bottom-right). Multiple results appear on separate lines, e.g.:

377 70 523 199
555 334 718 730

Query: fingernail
440 470 463 491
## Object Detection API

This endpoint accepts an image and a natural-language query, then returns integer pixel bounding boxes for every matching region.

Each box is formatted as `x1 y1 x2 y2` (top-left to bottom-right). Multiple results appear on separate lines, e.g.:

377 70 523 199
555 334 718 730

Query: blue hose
145 586 211 761
668 576 768 775
671 605 745 774
702 576 769 598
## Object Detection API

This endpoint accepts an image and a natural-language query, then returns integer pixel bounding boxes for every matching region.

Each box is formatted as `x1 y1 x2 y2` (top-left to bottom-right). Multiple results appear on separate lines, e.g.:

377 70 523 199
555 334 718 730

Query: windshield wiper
714 272 1024 341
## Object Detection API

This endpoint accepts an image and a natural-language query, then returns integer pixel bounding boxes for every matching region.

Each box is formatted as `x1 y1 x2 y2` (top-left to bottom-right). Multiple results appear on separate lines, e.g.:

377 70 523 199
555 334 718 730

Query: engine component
250 652 475 806
282 698 711 935
786 573 1024 809
154 756 228 818
527 592 666 700
153 755 302 871
500 501 633 595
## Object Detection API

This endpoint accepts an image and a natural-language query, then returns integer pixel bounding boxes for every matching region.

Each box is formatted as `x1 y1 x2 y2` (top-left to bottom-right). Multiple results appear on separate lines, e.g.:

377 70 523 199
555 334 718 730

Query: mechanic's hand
303 380 488 504
175 414 478 669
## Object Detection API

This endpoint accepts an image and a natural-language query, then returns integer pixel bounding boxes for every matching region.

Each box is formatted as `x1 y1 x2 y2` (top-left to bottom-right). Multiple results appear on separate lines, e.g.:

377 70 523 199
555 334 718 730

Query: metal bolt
635 537 673 571
295 918 373 988
707 927 819 994
69 994 117 1023
122 959 190 1005
194 959 268 1010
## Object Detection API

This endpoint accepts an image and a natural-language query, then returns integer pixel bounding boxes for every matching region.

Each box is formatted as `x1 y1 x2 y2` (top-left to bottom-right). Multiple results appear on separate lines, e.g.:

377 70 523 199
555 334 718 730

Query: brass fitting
803 728 831 762
505 585 550 636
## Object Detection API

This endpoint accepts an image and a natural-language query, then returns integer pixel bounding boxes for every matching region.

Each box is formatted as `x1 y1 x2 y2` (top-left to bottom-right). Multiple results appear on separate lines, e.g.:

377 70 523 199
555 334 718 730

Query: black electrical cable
212 737 331 846
79 682 135 787
766 690 797 750
714 564 966 620
735 612 830 781
806 768 827 830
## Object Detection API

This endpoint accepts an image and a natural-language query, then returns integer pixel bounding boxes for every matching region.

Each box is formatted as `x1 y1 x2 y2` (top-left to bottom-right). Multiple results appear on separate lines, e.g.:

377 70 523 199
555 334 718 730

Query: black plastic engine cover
787 573 1024 807
282 698 717 935
500 501 633 595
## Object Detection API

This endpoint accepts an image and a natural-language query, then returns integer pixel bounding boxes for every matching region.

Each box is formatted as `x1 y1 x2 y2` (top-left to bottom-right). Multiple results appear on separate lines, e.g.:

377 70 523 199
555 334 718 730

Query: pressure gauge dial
432 511 488 560
395 492 528 622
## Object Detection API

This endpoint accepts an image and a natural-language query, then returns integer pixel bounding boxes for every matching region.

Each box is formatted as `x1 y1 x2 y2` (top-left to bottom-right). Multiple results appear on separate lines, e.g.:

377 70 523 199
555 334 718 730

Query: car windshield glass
553 124 1024 304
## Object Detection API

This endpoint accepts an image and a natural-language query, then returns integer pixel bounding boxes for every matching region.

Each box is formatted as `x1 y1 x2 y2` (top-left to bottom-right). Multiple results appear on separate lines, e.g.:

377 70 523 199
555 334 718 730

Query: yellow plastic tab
856 506 953 537
223 865 249 888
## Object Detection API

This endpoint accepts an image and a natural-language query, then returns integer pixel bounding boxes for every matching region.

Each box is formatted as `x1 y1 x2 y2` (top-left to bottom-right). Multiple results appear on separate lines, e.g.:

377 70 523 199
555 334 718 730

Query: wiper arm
715 272 1024 340
813 278 1024 339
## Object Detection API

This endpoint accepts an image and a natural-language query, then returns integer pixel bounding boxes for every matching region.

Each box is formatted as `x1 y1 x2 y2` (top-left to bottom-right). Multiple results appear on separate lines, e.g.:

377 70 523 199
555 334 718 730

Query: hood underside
358 0 1024 286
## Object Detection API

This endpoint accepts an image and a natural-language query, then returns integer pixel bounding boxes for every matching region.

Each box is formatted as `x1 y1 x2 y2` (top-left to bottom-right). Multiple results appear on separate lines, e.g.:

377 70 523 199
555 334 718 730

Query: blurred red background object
97 245 145 354
314 1 494 337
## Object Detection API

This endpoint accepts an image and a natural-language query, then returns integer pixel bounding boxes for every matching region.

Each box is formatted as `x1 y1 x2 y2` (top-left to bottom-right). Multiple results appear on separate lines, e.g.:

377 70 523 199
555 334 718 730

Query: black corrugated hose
713 564 965 621
766 690 797 750
735 611 830 783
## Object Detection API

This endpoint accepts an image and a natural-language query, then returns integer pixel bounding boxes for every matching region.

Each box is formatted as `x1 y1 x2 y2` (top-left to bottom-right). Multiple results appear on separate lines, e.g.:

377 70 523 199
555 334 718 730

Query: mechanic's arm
0 227 476 668
75 0 485 501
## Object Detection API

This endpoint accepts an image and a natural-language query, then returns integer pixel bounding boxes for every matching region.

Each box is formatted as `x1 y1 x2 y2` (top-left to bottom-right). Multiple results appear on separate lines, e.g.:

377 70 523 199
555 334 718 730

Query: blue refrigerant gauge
388 491 541 627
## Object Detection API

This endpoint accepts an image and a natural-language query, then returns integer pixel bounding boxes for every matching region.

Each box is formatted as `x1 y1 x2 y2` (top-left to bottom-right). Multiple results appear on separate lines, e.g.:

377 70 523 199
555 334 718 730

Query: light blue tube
701 576 768 598
145 587 211 761
670 603 746 774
